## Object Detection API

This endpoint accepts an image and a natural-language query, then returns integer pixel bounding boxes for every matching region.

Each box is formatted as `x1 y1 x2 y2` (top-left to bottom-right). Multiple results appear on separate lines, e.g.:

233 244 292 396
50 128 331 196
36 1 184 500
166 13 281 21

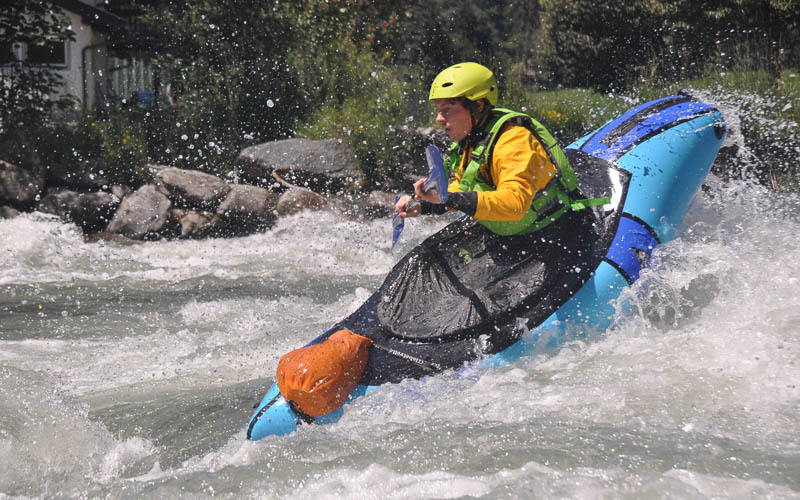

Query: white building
2 0 161 112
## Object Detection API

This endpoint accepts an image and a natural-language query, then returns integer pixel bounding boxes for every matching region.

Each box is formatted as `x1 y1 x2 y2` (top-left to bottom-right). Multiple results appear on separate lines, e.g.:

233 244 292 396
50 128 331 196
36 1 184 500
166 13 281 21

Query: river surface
2 97 799 498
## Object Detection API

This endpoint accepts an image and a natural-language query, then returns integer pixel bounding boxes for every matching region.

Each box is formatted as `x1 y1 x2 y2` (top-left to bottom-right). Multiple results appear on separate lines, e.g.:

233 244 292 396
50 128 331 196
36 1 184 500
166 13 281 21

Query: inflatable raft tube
247 93 726 440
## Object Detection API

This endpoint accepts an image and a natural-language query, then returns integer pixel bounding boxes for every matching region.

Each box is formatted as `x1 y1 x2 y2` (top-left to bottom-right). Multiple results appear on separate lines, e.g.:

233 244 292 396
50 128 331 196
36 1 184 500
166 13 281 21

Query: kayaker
396 62 583 236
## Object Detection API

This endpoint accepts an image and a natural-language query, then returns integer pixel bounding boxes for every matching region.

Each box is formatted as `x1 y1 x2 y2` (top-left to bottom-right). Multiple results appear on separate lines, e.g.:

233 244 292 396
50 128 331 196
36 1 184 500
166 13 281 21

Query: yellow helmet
429 62 498 106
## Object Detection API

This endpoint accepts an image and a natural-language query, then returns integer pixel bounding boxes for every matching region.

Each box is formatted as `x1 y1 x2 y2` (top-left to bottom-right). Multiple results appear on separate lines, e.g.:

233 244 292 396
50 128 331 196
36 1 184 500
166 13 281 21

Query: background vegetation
1 0 798 190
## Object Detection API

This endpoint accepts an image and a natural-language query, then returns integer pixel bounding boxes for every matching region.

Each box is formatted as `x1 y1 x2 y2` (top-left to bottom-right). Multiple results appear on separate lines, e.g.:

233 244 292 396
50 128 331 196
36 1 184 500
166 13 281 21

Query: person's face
435 98 473 142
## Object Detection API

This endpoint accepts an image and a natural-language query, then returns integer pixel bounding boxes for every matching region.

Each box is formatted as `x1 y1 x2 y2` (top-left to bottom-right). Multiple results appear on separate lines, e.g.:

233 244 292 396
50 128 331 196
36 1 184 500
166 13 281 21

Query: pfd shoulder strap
489 108 579 193
457 109 575 194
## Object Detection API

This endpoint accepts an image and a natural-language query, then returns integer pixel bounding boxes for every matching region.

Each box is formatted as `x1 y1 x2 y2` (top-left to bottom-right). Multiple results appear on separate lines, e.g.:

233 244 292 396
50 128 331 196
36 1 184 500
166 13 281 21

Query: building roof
51 0 161 54
51 0 126 35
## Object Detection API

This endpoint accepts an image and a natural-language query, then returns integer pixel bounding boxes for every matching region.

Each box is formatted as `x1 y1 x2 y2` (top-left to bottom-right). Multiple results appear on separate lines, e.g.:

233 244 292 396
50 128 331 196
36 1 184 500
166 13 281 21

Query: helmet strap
467 98 492 130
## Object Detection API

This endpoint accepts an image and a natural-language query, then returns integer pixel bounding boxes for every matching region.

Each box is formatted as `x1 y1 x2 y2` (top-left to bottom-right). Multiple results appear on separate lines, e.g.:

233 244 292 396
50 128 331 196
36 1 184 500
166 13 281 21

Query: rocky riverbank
0 136 434 241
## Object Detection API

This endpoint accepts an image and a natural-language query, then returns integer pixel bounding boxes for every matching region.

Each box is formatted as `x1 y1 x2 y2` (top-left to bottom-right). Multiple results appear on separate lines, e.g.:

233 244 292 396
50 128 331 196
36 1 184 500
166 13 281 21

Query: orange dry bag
276 329 373 418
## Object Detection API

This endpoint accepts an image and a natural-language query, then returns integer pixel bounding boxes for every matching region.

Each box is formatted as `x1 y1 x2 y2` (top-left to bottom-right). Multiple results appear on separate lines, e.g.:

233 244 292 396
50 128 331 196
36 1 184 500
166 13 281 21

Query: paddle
391 144 449 250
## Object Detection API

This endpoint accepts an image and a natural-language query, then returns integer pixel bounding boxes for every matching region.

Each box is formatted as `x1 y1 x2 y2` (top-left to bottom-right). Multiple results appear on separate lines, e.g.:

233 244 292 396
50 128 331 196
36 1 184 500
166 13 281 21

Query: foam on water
0 365 158 496
0 274 380 396
0 210 412 288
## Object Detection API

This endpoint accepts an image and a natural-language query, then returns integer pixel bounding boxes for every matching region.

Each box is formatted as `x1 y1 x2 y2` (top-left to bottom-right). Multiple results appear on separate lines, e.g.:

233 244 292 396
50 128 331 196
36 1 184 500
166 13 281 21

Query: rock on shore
0 138 397 241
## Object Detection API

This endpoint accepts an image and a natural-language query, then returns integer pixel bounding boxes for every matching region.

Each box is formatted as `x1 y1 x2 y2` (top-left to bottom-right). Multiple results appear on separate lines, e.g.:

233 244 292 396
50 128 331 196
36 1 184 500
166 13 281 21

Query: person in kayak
395 61 591 236
259 65 616 428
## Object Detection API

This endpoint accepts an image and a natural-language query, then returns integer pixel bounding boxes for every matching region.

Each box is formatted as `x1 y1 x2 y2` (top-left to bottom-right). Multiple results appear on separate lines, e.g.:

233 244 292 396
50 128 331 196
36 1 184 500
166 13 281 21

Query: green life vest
446 108 608 236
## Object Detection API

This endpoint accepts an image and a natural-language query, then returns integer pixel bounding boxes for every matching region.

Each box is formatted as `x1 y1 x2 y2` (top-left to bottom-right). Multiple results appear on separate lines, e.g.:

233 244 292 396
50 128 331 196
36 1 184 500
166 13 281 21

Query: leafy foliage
537 0 800 90
0 0 76 165
298 52 418 191
0 1 76 130
127 0 302 172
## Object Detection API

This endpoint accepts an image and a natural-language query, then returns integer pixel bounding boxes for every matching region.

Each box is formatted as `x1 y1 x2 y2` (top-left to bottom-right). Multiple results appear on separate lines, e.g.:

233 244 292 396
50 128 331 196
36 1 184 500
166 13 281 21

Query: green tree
113 0 414 175
130 0 303 171
108 0 420 181
537 0 800 90
0 1 75 131
707 0 800 78
537 0 667 90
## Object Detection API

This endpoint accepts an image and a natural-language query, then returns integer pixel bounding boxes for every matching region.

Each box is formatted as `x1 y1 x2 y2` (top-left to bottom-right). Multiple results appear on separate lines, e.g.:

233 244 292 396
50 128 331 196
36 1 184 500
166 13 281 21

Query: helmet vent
442 83 453 87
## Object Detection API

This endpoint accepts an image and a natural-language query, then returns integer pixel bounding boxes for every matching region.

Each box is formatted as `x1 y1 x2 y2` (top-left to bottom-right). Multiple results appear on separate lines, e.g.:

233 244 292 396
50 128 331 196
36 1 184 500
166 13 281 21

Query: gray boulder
328 190 395 221
111 185 132 201
172 209 223 239
216 184 279 236
146 163 170 180
358 190 397 219
107 184 173 239
276 188 328 216
0 160 44 206
154 167 230 210
41 159 107 190
238 138 362 193
0 206 20 219
38 189 119 233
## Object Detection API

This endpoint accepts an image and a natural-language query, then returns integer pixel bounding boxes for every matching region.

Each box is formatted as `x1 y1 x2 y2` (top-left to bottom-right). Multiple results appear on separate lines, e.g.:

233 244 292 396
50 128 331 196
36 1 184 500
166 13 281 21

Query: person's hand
413 178 441 204
395 194 421 218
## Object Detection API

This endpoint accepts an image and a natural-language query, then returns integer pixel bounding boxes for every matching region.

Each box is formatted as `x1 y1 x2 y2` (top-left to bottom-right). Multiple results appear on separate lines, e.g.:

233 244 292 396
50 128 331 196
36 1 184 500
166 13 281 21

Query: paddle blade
391 196 404 250
423 144 449 205
392 145 447 250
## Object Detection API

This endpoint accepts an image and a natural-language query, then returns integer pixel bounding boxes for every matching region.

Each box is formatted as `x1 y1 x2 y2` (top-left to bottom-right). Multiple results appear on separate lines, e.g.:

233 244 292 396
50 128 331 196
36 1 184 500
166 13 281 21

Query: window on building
26 41 68 67
0 41 68 67
0 42 16 65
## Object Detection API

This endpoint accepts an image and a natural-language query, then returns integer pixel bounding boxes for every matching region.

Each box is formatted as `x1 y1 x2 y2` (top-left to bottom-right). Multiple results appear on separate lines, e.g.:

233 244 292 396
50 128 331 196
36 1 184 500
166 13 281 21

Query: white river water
1 95 799 499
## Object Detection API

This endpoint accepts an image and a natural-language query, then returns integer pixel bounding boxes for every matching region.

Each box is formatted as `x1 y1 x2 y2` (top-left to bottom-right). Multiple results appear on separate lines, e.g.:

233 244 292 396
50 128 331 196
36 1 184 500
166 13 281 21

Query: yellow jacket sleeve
448 124 557 221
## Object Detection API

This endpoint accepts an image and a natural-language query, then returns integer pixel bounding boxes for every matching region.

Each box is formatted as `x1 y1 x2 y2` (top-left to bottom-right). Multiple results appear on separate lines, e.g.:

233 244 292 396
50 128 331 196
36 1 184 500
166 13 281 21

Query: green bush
504 87 630 144
0 1 76 131
298 48 421 191
134 98 241 178
536 0 800 91
0 108 148 188
86 106 149 186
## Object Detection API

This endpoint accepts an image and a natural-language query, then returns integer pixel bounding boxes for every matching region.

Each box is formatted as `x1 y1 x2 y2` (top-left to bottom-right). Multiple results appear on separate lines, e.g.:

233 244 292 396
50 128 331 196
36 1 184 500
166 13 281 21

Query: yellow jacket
448 123 557 221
